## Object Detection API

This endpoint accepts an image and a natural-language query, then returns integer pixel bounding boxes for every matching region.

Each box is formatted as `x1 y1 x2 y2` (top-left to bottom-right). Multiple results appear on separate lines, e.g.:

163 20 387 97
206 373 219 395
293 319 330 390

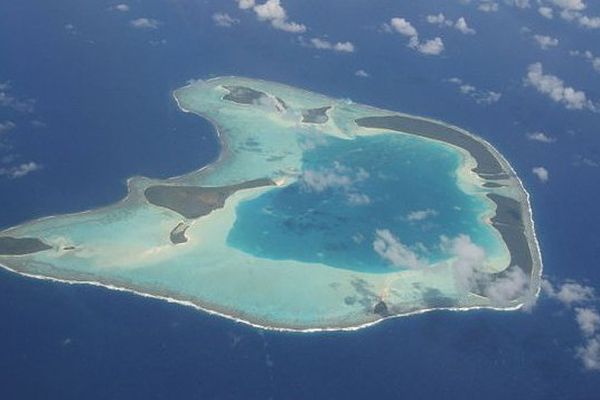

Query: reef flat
0 76 542 331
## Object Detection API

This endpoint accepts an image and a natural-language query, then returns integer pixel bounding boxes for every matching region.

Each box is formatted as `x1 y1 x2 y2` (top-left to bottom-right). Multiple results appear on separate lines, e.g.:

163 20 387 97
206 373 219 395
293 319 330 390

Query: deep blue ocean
1 0 600 398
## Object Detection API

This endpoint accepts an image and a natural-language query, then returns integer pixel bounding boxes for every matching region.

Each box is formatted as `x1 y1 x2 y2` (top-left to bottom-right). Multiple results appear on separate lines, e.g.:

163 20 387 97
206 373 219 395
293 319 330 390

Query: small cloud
542 279 595 306
544 277 600 371
573 155 599 168
427 15 476 34
30 120 46 128
309 38 355 53
526 131 556 143
0 121 16 135
446 78 502 105
454 17 476 34
426 13 453 27
577 337 600 371
578 15 600 29
64 23 77 35
532 166 549 182
300 162 367 192
237 0 255 9
478 1 499 12
507 0 531 8
347 192 371 206
552 0 586 11
524 62 597 111
130 18 160 30
109 3 130 12
443 234 531 306
538 6 554 19
0 82 35 113
575 308 600 337
387 17 418 37
406 209 438 222
533 34 559 50
373 229 426 269
0 161 42 179
484 267 530 306
239 0 306 33
385 17 445 55
570 50 600 73
354 69 370 78
212 12 239 27
414 37 445 55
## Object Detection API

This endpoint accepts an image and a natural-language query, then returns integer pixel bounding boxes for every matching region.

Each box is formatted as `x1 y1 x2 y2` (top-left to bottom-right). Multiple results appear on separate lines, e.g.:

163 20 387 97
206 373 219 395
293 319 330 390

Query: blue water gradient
229 133 496 272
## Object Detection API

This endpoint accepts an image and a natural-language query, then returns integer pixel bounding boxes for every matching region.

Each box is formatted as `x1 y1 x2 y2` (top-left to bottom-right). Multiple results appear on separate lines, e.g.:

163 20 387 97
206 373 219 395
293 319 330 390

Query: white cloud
575 308 600 336
443 234 530 305
427 15 476 34
240 0 306 33
578 15 600 29
347 192 371 206
0 161 41 179
309 38 355 53
385 17 445 55
130 18 160 30
271 19 306 33
542 280 596 306
109 4 130 12
455 17 476 34
0 83 35 113
554 1 600 30
300 163 367 193
527 131 556 143
444 234 487 291
447 77 502 105
237 0 256 10
212 13 239 27
427 13 452 27
533 34 559 50
254 0 286 20
571 50 600 73
373 229 426 269
532 166 549 182
355 69 370 78
407 209 438 221
538 6 554 19
478 1 499 12
577 337 600 371
64 23 76 34
0 121 16 135
544 278 600 371
507 0 531 8
415 37 445 55
524 62 596 111
388 17 418 37
552 0 586 11
484 267 529 306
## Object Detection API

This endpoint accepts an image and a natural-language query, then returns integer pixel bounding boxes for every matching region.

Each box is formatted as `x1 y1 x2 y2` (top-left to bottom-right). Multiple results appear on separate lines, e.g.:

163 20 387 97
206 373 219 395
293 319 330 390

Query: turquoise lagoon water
228 133 499 273
0 77 526 330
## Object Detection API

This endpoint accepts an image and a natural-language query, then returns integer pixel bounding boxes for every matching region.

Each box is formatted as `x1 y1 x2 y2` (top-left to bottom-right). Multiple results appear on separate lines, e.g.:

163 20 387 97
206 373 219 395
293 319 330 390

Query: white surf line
0 259 526 334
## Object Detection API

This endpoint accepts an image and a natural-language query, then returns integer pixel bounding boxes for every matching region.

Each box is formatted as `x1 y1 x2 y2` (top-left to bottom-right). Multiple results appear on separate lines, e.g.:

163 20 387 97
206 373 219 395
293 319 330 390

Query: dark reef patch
302 106 331 124
355 115 506 176
144 178 275 219
0 236 52 255
222 85 267 105
170 222 190 244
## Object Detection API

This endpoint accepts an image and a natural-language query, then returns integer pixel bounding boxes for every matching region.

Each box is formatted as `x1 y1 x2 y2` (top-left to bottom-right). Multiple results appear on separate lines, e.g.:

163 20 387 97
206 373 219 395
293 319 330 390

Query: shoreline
0 76 543 331
0 260 525 333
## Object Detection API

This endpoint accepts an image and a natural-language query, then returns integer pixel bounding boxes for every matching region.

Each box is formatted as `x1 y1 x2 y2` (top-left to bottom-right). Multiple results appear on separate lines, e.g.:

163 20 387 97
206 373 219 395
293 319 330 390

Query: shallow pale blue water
229 133 497 272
